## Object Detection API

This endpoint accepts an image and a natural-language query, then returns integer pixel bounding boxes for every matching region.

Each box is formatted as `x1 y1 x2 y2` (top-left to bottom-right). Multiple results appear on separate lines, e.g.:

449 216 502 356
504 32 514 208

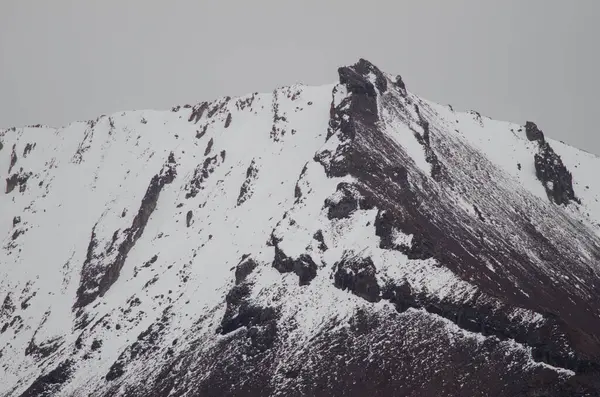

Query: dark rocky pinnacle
338 58 388 97
525 122 579 205
394 75 407 96
525 121 545 142
535 143 579 205
272 246 318 286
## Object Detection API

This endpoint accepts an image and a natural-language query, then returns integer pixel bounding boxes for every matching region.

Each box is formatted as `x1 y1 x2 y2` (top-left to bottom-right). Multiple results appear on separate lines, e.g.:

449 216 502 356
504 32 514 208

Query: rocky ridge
1 60 600 396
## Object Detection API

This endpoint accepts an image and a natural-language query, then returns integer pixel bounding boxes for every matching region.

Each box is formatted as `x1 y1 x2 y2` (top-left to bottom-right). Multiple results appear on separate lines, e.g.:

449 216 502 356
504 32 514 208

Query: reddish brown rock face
2 60 600 397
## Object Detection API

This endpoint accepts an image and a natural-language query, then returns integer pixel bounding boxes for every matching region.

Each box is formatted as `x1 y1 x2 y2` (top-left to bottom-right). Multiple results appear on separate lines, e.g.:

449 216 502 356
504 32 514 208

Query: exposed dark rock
338 58 387 97
20 292 35 309
72 126 95 164
23 143 34 158
25 336 61 359
325 194 356 218
188 102 208 124
381 281 418 312
525 121 545 142
317 65 385 176
413 104 444 181
313 230 328 251
11 228 24 241
235 94 256 111
107 307 174 381
106 361 125 381
293 164 308 203
246 321 278 353
204 138 214 156
0 294 16 331
207 97 231 119
272 246 318 286
393 75 407 95
224 113 232 128
381 280 597 375
270 90 288 141
221 306 278 352
234 255 258 285
333 254 381 303
471 110 484 126
323 182 374 219
406 234 438 260
6 170 32 194
143 276 158 289
75 155 177 308
218 278 279 354
220 282 251 330
524 122 578 205
318 62 600 383
9 315 23 333
374 210 400 250
294 184 302 200
185 210 193 227
0 294 15 313
8 144 17 173
90 339 102 351
266 230 281 247
195 124 208 139
142 255 158 269
18 360 74 397
265 308 589 397
108 117 116 132
185 154 222 199
534 141 579 205
374 207 445 259
4 58 600 396
375 209 444 260
237 159 259 206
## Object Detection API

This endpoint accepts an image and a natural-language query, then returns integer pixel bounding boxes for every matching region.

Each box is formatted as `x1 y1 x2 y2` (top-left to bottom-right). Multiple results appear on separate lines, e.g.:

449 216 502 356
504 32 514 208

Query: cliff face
2 59 600 397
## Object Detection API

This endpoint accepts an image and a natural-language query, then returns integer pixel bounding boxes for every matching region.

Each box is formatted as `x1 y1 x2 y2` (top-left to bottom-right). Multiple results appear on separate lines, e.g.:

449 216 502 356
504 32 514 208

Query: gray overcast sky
1 1 598 154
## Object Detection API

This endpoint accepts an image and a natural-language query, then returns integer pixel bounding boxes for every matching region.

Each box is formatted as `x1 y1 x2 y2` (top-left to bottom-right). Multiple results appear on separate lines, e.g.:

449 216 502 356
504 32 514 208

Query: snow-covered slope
1 59 600 396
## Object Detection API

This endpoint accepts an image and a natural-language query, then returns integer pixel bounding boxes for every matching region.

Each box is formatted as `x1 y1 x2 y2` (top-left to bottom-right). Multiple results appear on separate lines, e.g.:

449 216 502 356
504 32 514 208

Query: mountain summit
2 59 600 396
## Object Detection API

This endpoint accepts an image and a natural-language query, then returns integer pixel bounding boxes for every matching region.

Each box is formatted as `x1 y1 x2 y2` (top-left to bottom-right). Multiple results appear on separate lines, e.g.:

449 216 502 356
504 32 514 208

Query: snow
423 98 600 234
379 94 432 176
0 68 597 395
0 83 339 394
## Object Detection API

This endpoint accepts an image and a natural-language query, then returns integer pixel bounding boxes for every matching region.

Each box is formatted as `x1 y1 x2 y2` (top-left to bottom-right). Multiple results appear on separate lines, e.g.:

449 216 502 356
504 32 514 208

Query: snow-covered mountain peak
2 59 600 396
